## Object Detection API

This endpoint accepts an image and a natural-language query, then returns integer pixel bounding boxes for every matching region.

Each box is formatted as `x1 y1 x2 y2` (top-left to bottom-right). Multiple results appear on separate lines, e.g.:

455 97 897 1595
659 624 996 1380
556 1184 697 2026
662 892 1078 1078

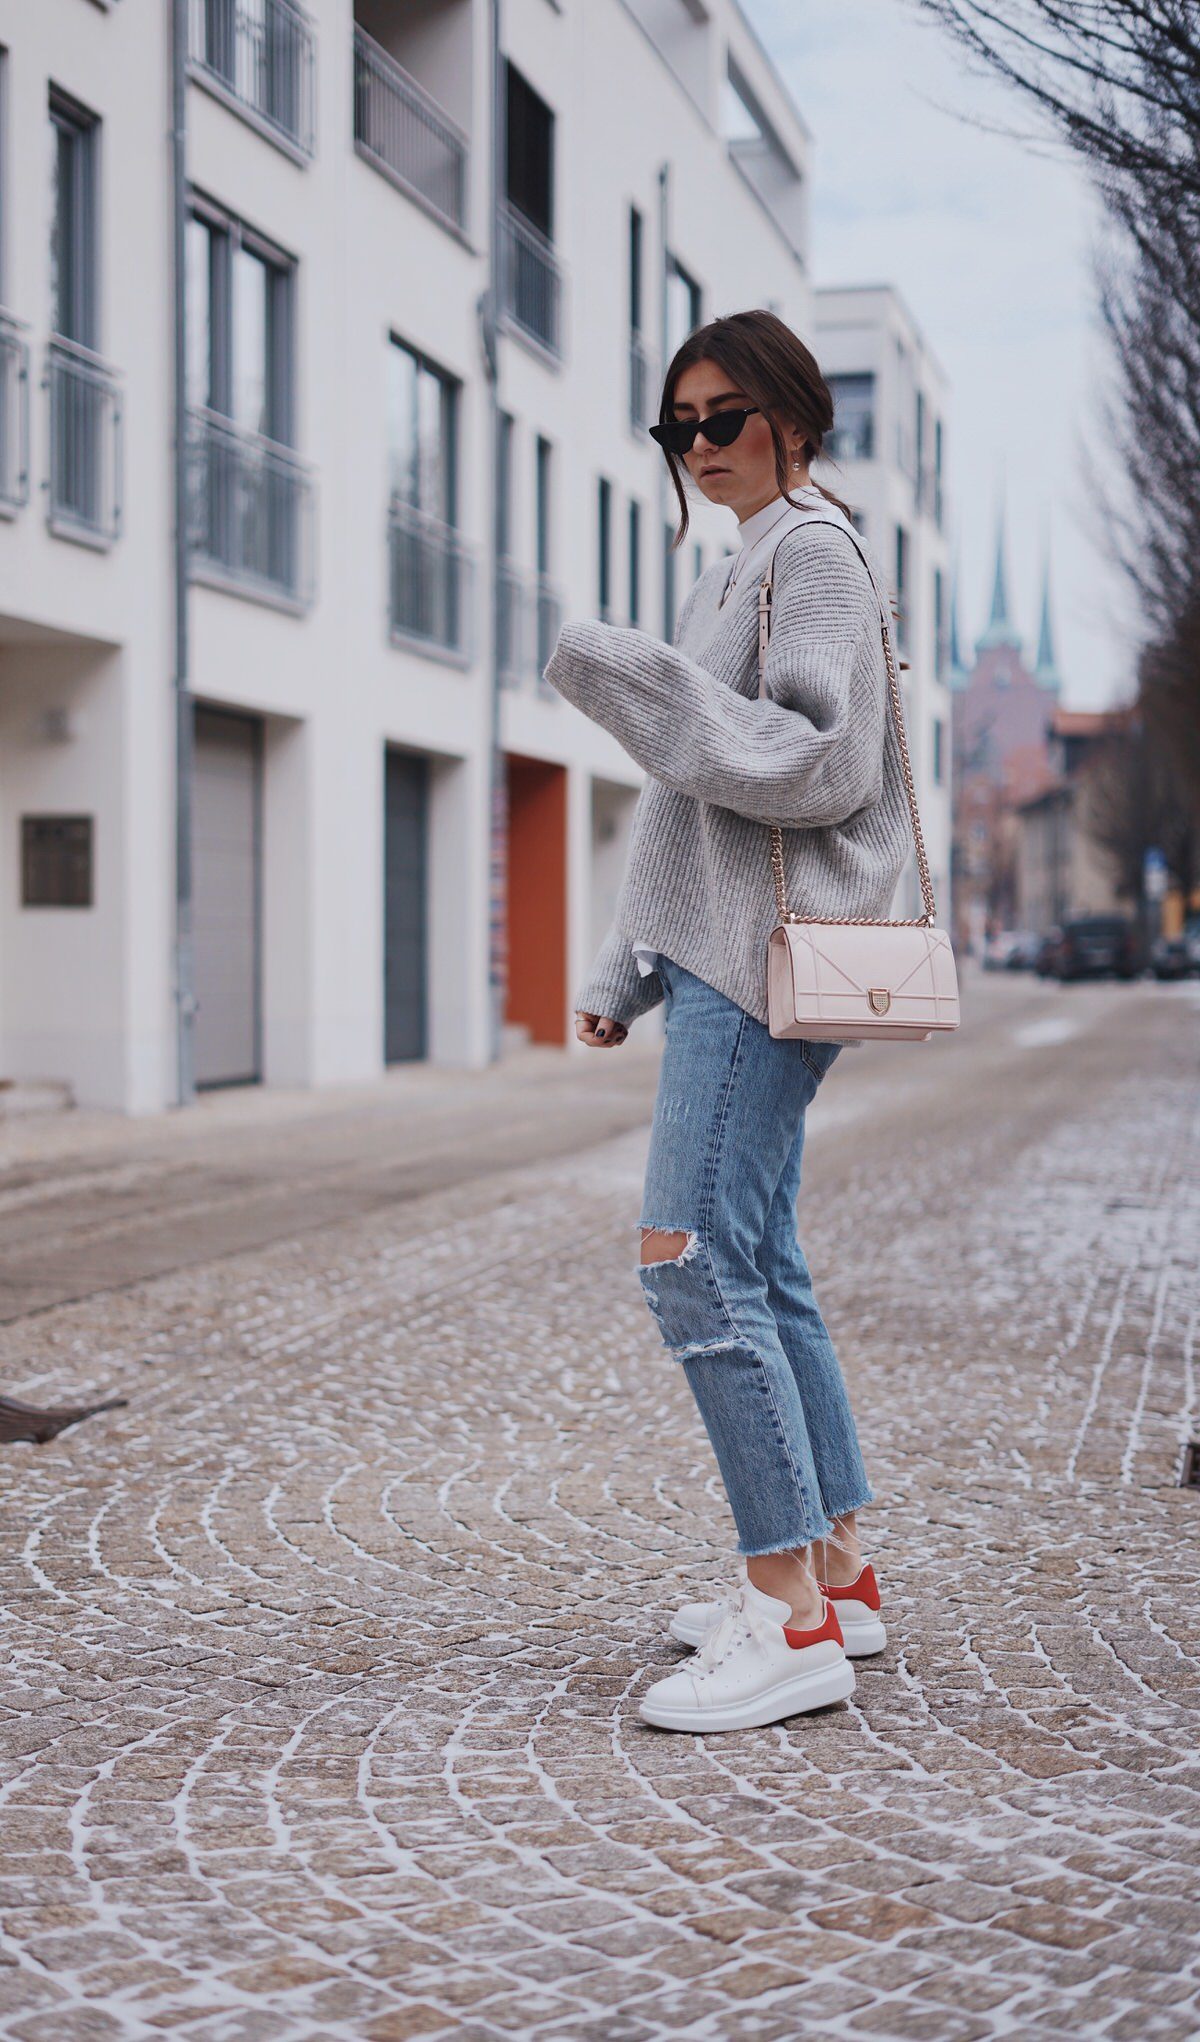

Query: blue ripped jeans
639 957 872 1557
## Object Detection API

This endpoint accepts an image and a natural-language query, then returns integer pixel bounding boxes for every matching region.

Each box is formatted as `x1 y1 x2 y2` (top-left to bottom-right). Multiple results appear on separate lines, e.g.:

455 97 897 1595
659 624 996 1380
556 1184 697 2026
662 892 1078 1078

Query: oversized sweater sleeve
574 921 664 1026
544 525 886 830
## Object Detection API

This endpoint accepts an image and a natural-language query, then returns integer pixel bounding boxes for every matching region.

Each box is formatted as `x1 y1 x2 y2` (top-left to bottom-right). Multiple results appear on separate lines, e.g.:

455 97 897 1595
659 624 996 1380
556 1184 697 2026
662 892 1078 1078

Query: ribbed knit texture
544 517 913 1028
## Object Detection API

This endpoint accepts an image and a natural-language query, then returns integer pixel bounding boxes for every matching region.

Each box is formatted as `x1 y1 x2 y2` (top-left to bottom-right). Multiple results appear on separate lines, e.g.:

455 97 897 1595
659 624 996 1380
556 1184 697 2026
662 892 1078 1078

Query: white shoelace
693 1584 780 1678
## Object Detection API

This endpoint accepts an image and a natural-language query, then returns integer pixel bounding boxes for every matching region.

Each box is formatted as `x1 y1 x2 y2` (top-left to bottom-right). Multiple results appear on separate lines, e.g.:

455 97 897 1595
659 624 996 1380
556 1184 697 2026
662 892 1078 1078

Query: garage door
193 706 262 1088
384 748 428 1063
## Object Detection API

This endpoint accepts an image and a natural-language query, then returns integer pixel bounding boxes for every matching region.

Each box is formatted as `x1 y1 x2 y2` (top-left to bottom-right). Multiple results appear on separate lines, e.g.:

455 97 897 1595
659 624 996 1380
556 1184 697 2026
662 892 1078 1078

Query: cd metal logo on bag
868 989 891 1015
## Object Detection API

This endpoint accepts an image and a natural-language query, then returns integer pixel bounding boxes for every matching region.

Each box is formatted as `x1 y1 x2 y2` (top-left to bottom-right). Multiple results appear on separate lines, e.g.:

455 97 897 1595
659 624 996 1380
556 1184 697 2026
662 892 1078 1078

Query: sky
741 0 1137 709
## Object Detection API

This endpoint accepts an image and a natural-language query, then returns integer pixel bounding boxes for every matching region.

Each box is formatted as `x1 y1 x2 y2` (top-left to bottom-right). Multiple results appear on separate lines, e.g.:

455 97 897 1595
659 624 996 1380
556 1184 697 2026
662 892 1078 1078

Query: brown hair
656 307 853 546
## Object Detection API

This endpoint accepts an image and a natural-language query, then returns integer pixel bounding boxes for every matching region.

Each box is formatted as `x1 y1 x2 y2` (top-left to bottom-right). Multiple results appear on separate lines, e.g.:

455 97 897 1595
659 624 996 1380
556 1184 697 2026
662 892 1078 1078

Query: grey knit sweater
544 515 913 1028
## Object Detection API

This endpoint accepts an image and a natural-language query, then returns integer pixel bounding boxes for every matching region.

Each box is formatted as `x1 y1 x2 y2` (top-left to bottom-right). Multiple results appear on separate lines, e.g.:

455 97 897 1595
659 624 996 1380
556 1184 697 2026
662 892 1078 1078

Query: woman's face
669 358 808 521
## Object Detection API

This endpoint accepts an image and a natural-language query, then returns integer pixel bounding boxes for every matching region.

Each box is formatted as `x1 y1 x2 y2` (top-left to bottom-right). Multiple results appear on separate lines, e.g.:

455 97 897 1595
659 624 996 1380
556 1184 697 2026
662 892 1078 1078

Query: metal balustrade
352 26 467 232
499 203 563 359
189 0 316 156
0 313 30 515
388 498 473 656
497 560 532 686
187 407 314 605
45 337 123 543
535 576 563 692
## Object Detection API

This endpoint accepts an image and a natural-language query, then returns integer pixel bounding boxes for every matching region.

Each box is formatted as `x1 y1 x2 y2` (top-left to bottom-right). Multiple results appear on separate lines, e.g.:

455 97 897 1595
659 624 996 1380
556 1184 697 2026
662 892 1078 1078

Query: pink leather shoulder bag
759 516 961 1044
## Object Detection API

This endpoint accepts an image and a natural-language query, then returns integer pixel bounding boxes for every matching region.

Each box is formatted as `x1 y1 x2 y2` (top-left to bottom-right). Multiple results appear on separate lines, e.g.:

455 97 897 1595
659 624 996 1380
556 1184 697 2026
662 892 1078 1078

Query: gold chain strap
758 531 938 929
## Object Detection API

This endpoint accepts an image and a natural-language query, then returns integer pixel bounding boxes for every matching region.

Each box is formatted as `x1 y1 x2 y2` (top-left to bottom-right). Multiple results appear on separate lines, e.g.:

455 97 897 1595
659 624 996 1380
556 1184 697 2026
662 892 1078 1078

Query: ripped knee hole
639 1226 697 1267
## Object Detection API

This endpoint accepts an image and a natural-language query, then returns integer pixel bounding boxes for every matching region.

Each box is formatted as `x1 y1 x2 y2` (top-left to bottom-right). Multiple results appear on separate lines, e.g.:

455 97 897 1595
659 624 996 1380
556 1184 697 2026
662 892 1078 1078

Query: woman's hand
575 1011 628 1049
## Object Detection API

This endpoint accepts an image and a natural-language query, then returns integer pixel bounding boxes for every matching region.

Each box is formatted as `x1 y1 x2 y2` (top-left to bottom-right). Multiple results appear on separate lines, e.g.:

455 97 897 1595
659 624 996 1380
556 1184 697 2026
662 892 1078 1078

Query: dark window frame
387 330 460 528
597 474 613 619
187 192 296 448
49 85 100 350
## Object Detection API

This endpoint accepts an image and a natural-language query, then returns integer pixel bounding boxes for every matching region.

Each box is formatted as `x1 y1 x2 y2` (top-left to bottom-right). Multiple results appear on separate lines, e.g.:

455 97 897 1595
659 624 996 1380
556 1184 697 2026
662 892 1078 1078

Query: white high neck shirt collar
735 486 828 548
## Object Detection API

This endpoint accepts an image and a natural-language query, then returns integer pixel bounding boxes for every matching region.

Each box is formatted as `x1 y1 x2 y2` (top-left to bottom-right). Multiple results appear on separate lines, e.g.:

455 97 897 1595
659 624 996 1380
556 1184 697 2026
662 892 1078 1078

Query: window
629 205 643 336
187 202 294 443
894 524 909 653
628 204 650 428
628 497 641 627
597 475 613 620
47 88 121 541
534 436 559 679
497 410 514 556
500 63 560 354
186 201 309 597
934 417 944 527
933 566 945 680
49 88 98 348
535 434 552 575
915 389 926 509
505 62 553 237
388 335 457 522
693 541 702 587
932 717 945 786
387 336 466 652
827 373 874 462
663 522 677 641
666 255 701 355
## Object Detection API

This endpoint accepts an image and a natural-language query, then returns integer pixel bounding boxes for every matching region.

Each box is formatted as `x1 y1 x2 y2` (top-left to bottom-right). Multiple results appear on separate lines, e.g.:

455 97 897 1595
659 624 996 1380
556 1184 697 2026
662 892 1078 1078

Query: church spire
975 496 1022 654
1035 546 1060 694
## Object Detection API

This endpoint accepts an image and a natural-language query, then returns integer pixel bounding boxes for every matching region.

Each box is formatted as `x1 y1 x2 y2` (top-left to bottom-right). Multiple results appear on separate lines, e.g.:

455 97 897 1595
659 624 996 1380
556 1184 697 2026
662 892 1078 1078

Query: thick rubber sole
639 1654 856 1733
670 1609 887 1658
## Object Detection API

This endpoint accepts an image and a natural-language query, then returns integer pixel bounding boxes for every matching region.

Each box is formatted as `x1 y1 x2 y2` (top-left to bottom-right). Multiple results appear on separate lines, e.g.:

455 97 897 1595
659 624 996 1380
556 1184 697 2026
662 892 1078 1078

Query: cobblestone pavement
1 971 1198 2040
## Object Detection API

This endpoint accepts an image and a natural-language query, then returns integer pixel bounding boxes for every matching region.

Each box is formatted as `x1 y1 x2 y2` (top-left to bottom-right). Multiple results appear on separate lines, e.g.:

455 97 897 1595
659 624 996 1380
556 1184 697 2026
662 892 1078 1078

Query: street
1 966 1198 2040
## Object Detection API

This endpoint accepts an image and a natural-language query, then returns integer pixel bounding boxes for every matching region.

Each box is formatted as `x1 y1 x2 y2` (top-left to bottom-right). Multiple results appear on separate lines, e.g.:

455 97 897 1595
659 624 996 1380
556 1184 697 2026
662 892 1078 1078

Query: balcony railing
187 407 315 605
353 26 467 232
499 203 563 360
189 0 316 157
535 575 563 687
629 331 653 433
496 564 563 692
497 560 532 686
45 337 123 544
388 497 472 657
0 312 30 516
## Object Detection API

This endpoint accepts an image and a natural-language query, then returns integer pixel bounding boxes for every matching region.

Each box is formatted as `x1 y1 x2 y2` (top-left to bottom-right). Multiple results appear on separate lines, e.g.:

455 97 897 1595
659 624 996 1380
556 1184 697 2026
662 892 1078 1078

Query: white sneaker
671 1560 886 1658
640 1581 855 1733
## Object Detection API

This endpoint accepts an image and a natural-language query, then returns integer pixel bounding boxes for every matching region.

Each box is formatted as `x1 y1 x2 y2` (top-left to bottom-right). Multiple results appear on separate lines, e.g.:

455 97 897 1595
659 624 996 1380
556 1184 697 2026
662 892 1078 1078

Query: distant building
1014 709 1132 933
813 285 952 928
0 0 820 1111
949 506 1062 948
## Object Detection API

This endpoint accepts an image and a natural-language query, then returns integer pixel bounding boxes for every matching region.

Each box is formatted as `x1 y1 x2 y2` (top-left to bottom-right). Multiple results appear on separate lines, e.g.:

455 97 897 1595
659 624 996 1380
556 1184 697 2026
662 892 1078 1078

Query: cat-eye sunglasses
648 405 760 458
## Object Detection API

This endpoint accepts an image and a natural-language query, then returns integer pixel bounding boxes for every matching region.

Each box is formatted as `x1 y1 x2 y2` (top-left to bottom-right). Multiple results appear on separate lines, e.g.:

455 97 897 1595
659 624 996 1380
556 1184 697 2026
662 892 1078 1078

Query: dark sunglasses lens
704 408 751 448
649 409 753 455
649 419 697 455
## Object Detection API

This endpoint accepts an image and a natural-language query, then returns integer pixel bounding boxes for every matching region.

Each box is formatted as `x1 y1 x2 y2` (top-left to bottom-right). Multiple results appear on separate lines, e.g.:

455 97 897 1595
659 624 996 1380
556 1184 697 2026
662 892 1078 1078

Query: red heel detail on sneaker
782 1599 845 1651
817 1562 881 1611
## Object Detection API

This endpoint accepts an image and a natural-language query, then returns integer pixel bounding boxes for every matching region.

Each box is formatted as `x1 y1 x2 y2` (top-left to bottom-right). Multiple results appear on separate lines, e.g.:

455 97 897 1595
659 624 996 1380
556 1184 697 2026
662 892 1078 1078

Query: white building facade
813 284 953 927
0 0 823 1113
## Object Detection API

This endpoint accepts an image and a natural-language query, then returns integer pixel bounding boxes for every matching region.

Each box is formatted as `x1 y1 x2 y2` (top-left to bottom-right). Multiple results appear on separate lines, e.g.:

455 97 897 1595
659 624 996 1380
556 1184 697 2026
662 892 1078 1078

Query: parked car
982 930 1039 971
1151 935 1192 981
1006 931 1044 972
1054 915 1142 982
1034 929 1063 978
1185 916 1200 974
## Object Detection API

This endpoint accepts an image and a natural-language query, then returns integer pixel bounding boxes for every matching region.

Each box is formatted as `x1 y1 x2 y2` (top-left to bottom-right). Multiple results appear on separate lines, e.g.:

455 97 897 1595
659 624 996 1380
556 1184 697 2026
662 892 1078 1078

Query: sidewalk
0 971 1198 2039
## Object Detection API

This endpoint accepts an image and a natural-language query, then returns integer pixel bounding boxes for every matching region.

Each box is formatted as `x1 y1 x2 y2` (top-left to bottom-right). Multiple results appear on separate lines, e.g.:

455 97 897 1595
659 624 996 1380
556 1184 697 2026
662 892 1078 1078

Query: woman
544 309 909 1733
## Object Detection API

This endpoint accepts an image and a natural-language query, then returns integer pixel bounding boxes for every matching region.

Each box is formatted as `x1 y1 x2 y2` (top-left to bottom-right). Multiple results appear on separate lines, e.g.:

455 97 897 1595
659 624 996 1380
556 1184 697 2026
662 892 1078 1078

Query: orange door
505 755 567 1045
